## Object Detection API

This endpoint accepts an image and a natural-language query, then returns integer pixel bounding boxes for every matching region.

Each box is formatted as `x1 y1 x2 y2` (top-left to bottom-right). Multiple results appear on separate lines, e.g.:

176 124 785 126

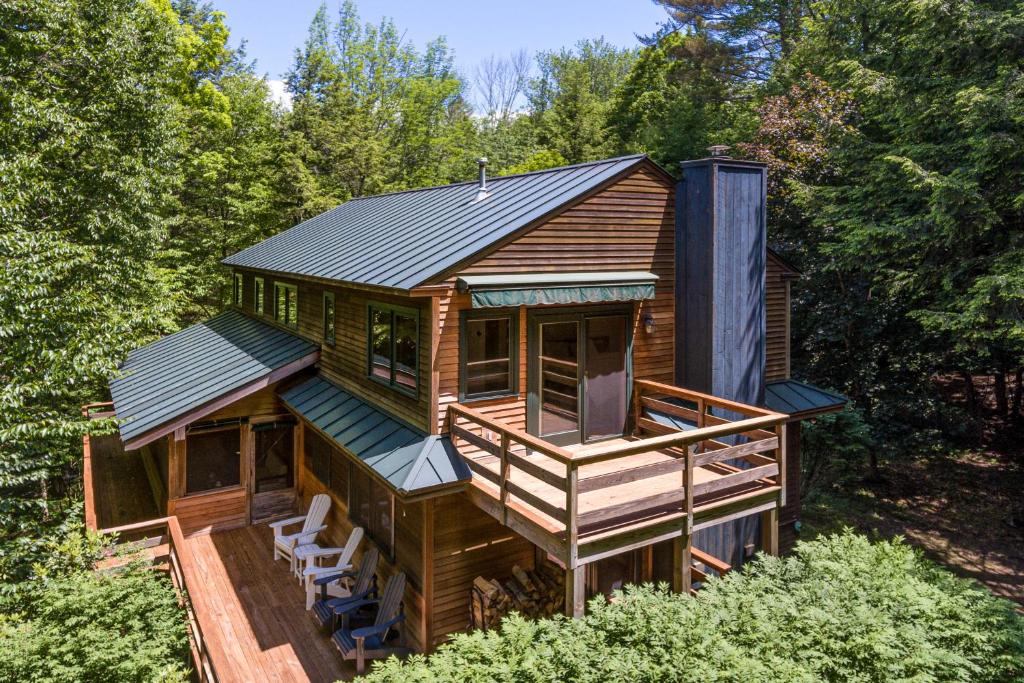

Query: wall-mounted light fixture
643 313 656 335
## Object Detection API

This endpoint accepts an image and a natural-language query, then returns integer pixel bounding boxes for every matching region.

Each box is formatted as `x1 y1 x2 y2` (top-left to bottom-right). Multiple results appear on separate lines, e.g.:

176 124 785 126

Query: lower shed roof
279 375 470 496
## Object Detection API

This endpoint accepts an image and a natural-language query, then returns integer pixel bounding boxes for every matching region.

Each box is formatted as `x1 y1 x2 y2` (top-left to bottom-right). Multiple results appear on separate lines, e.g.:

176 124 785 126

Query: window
185 425 241 494
254 277 265 315
233 273 243 306
323 291 336 345
349 464 393 556
274 282 298 328
253 421 294 493
304 427 332 488
367 303 418 395
461 311 518 401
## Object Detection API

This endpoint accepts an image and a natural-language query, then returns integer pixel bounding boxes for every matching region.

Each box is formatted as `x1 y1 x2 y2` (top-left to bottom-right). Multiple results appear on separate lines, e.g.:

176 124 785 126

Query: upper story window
323 291 336 346
254 277 265 315
274 282 298 329
461 310 518 401
368 303 418 396
232 273 243 306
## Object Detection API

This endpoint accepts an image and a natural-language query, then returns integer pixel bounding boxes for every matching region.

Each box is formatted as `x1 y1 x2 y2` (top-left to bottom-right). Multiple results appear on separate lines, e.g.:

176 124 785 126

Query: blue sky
212 0 669 101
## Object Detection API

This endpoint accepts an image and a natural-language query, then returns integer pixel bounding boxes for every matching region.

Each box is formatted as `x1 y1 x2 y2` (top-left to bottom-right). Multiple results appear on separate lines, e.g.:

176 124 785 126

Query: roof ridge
345 153 649 204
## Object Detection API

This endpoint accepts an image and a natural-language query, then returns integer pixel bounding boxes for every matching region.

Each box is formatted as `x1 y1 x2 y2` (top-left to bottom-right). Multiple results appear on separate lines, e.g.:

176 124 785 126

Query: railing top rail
634 379 785 419
448 403 575 463
572 413 787 464
81 401 115 418
97 517 175 537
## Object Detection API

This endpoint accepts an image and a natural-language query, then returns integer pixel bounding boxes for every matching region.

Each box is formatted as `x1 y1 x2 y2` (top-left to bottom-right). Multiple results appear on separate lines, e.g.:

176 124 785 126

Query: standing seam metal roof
222 155 649 290
110 310 318 443
280 375 470 494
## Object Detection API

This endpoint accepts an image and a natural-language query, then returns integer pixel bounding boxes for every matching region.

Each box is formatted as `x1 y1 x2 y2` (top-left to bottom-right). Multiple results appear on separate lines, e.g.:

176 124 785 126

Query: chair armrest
313 569 356 587
268 515 307 530
293 525 327 544
332 597 378 616
351 613 405 640
303 546 346 559
305 564 352 579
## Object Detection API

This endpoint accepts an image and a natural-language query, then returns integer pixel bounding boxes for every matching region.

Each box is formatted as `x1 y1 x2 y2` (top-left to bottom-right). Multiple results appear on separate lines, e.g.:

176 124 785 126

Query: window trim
254 277 265 315
274 281 298 329
323 291 336 346
183 423 243 496
366 301 419 398
459 308 519 402
232 273 243 307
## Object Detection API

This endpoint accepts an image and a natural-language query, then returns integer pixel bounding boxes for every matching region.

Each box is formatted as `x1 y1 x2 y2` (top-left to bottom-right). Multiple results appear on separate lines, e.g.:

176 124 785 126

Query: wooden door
250 419 297 520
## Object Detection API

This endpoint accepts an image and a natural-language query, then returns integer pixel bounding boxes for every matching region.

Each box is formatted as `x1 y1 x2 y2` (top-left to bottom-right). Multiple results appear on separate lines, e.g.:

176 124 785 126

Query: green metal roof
457 271 658 308
280 375 470 495
110 310 319 446
765 379 847 417
223 155 652 290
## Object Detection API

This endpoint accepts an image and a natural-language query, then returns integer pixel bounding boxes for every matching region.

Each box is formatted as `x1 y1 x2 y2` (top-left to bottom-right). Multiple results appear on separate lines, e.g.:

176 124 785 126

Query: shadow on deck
186 525 354 683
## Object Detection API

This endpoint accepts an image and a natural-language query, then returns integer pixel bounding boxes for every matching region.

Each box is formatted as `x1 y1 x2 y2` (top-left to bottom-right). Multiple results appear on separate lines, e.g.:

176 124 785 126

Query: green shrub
365 532 1024 682
0 561 189 682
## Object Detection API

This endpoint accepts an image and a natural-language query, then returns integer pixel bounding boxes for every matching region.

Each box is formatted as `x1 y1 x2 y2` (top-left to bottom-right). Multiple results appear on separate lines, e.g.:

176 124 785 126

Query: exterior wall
429 492 535 647
434 162 676 432
765 252 791 381
295 422 430 652
234 270 433 432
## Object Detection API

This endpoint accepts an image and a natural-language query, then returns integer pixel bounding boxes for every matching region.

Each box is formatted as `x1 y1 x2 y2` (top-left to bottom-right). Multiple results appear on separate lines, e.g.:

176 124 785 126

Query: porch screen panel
253 422 294 493
185 426 241 494
584 315 628 441
539 321 580 437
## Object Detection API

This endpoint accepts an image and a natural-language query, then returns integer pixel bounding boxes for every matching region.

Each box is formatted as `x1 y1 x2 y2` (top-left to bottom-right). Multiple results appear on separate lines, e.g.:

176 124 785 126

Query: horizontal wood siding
430 493 535 646
234 269 432 432
766 252 790 381
297 424 428 652
168 487 247 536
435 163 676 432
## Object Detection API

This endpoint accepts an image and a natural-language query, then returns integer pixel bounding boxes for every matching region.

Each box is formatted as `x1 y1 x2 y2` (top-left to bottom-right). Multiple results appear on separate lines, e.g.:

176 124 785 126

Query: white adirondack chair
268 494 331 573
301 527 364 609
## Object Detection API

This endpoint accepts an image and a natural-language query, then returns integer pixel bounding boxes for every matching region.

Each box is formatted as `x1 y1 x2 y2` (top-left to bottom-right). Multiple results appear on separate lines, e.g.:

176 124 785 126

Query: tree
474 50 531 125
0 0 182 586
366 532 1024 682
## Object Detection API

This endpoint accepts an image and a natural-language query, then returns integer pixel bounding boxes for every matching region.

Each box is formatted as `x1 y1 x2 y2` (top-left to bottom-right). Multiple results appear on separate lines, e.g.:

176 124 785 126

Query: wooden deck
184 525 354 683
87 432 160 529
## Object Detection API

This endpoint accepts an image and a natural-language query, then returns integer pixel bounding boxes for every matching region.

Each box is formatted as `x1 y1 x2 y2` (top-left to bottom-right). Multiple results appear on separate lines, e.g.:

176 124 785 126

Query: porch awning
456 271 657 308
764 379 847 419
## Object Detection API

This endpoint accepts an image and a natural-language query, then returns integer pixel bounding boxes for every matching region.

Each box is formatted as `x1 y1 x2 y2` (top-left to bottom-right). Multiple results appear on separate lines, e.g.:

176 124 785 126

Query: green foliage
0 559 189 681
801 406 873 495
365 532 1024 682
499 150 570 176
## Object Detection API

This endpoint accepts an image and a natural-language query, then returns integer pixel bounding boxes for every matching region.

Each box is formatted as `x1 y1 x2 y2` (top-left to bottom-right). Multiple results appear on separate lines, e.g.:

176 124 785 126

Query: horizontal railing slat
577 457 685 494
693 437 779 467
692 463 779 498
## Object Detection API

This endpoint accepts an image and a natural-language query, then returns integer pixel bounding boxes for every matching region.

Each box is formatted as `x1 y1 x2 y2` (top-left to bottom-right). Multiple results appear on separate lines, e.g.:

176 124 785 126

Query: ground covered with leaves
365 532 1024 683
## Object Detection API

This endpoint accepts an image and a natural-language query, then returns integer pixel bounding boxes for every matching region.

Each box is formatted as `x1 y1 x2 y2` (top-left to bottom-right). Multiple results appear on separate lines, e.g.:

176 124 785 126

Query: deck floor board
184 526 354 683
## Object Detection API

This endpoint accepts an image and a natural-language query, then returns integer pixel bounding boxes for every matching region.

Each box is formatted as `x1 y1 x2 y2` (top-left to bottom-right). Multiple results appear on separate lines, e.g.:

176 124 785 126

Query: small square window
323 291 336 345
254 277 264 315
233 273 243 307
274 282 298 329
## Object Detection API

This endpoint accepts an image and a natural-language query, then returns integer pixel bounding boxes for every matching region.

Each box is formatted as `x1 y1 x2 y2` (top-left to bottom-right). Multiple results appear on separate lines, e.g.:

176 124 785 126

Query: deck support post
564 565 585 618
760 505 779 556
672 533 692 595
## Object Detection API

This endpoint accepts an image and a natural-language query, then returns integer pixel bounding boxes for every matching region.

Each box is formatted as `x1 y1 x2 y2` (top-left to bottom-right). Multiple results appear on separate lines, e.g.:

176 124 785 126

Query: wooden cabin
83 153 845 682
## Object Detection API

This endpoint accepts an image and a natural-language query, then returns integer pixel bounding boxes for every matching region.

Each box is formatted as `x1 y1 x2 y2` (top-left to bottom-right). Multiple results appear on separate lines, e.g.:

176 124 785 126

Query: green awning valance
457 271 657 309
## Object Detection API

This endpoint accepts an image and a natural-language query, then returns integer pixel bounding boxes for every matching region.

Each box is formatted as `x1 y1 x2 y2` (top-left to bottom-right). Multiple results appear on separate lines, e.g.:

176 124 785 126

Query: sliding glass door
528 307 631 446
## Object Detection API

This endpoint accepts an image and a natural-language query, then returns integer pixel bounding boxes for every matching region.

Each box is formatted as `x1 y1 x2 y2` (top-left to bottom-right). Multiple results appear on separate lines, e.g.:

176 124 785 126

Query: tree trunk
960 370 978 417
994 369 1008 419
1013 367 1023 425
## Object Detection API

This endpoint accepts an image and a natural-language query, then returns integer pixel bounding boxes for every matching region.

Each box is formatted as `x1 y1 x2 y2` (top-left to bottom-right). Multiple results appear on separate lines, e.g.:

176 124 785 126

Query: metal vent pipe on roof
475 157 489 201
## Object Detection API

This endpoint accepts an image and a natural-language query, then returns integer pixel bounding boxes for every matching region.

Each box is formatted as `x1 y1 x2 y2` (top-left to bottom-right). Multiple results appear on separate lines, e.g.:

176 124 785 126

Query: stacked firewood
470 562 565 630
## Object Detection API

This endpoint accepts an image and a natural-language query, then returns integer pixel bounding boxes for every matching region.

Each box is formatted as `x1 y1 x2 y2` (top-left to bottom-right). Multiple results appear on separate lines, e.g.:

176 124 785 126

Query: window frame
459 308 519 402
254 277 265 315
323 291 336 346
184 423 243 496
366 301 419 398
232 273 243 307
274 281 298 329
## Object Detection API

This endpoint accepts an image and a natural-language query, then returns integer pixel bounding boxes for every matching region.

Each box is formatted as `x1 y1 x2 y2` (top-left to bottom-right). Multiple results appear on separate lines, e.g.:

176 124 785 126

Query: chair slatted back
335 527 364 569
375 573 406 627
303 494 331 534
352 548 379 596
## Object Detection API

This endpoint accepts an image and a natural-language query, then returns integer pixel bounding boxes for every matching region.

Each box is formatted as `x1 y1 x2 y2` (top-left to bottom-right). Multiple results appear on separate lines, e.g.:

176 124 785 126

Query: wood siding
433 163 676 432
429 492 535 646
234 270 432 432
766 252 791 381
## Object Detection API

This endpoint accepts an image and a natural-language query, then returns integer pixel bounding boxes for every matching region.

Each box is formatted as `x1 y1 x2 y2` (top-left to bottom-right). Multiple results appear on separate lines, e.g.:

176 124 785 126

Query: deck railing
447 380 788 564
96 517 218 683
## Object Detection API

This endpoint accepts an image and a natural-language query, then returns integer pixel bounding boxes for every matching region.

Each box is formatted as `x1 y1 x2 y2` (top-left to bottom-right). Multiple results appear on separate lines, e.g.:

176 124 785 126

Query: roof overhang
456 271 658 309
764 379 847 420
